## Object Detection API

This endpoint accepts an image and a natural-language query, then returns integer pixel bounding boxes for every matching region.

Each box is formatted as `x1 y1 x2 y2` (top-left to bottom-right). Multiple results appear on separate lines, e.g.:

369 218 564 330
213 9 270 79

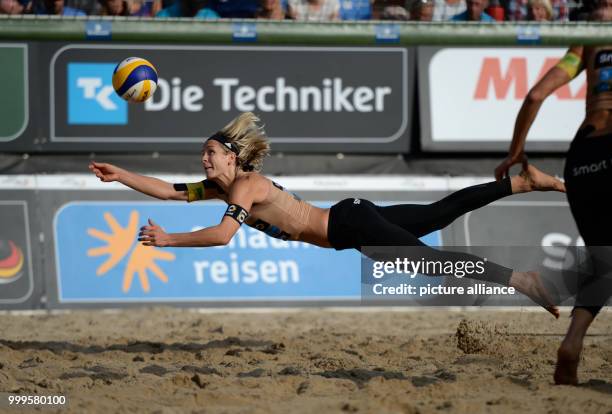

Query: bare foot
521 165 566 193
509 271 560 318
554 342 580 385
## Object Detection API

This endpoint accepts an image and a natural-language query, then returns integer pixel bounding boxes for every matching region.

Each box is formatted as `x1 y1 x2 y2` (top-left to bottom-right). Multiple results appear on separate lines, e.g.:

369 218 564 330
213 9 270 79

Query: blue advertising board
53 201 440 303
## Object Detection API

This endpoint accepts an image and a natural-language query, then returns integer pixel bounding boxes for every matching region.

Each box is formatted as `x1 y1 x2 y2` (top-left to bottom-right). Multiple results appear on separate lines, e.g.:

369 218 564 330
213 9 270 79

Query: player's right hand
494 153 529 181
89 161 121 182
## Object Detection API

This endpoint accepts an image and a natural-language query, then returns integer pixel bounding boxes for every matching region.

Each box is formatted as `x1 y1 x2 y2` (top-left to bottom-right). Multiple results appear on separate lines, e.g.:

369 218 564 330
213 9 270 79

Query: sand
0 307 610 414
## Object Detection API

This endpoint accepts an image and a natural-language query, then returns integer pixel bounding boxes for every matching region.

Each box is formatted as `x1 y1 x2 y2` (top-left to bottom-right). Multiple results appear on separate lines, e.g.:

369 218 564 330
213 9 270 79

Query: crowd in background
0 0 595 22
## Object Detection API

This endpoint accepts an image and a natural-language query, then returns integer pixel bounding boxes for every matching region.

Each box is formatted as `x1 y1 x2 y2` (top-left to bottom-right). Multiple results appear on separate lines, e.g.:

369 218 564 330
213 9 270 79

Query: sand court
0 307 610 413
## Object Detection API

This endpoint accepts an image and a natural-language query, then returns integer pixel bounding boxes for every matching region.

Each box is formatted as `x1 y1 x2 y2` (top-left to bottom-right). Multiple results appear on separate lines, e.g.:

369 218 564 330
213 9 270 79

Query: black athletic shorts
327 198 364 250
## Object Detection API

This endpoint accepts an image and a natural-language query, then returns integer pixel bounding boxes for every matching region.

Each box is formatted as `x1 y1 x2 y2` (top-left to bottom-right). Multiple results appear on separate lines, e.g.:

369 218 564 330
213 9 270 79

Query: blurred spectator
156 0 219 17
433 0 465 20
451 0 494 20
486 0 503 19
67 0 102 14
591 0 612 19
287 0 340 20
339 0 372 19
255 0 285 17
526 0 552 20
209 0 259 17
1 0 24 13
99 0 140 15
131 0 162 15
409 0 433 19
371 0 400 18
379 3 408 18
503 0 568 21
570 0 592 20
21 0 34 13
35 0 87 15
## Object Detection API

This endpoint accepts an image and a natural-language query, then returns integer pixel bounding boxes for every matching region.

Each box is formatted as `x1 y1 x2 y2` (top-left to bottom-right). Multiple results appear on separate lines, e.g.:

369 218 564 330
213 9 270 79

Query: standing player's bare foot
553 308 595 386
511 165 566 193
509 271 560 318
554 342 581 385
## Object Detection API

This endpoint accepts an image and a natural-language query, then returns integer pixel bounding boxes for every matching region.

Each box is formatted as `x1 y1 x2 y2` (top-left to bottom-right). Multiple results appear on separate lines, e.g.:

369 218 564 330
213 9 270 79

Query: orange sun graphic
87 210 175 293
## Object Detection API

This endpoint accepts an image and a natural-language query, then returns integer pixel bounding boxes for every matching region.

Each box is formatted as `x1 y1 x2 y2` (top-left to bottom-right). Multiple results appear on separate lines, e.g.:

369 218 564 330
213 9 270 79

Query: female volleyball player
495 0 612 385
90 112 565 316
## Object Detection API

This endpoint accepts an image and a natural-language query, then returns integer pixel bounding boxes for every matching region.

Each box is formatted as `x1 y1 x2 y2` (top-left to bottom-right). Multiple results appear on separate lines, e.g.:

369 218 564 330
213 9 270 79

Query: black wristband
224 204 249 224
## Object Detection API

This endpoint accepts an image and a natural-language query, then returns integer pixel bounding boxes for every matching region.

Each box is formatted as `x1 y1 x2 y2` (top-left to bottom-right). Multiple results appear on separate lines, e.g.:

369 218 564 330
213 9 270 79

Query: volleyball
112 57 158 103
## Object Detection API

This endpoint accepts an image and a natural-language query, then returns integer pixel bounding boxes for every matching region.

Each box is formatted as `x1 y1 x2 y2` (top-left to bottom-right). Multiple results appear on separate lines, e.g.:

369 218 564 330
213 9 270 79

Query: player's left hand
138 218 171 247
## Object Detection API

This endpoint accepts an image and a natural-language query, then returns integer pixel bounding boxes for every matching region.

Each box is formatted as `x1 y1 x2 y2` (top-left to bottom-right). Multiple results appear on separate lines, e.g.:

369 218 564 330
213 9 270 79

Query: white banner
427 48 585 144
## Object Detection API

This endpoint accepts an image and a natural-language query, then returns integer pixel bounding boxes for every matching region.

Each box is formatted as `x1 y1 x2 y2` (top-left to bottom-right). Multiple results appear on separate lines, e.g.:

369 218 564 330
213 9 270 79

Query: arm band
555 52 582 80
224 204 249 225
173 180 225 202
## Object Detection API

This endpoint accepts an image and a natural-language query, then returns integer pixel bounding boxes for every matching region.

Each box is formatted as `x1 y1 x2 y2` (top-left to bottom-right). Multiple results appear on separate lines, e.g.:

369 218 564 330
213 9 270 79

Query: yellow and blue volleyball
112 57 158 103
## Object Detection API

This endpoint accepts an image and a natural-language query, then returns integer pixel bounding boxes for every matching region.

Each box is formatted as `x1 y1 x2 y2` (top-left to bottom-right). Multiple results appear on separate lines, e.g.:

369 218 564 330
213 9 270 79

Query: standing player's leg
556 136 612 384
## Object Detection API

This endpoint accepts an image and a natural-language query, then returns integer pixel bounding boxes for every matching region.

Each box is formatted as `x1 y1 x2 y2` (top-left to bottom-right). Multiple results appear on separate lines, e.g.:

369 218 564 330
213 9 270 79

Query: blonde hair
528 0 553 20
218 112 270 172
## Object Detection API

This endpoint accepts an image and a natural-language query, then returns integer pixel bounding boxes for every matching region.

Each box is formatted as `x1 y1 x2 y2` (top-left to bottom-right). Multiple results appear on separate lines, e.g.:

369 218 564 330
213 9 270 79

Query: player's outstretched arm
139 216 240 248
89 161 188 201
495 46 584 180
137 174 262 248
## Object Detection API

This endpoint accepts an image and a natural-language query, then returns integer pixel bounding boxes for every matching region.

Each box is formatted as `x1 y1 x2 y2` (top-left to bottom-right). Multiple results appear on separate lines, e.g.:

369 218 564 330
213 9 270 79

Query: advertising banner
0 200 37 307
0 43 28 143
50 44 412 153
52 201 439 304
419 47 586 152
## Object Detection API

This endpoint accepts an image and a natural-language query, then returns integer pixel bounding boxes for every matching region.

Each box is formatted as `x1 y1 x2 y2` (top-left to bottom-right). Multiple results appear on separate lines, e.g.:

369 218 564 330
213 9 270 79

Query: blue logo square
232 23 257 42
85 21 112 40
375 24 399 44
68 63 127 125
